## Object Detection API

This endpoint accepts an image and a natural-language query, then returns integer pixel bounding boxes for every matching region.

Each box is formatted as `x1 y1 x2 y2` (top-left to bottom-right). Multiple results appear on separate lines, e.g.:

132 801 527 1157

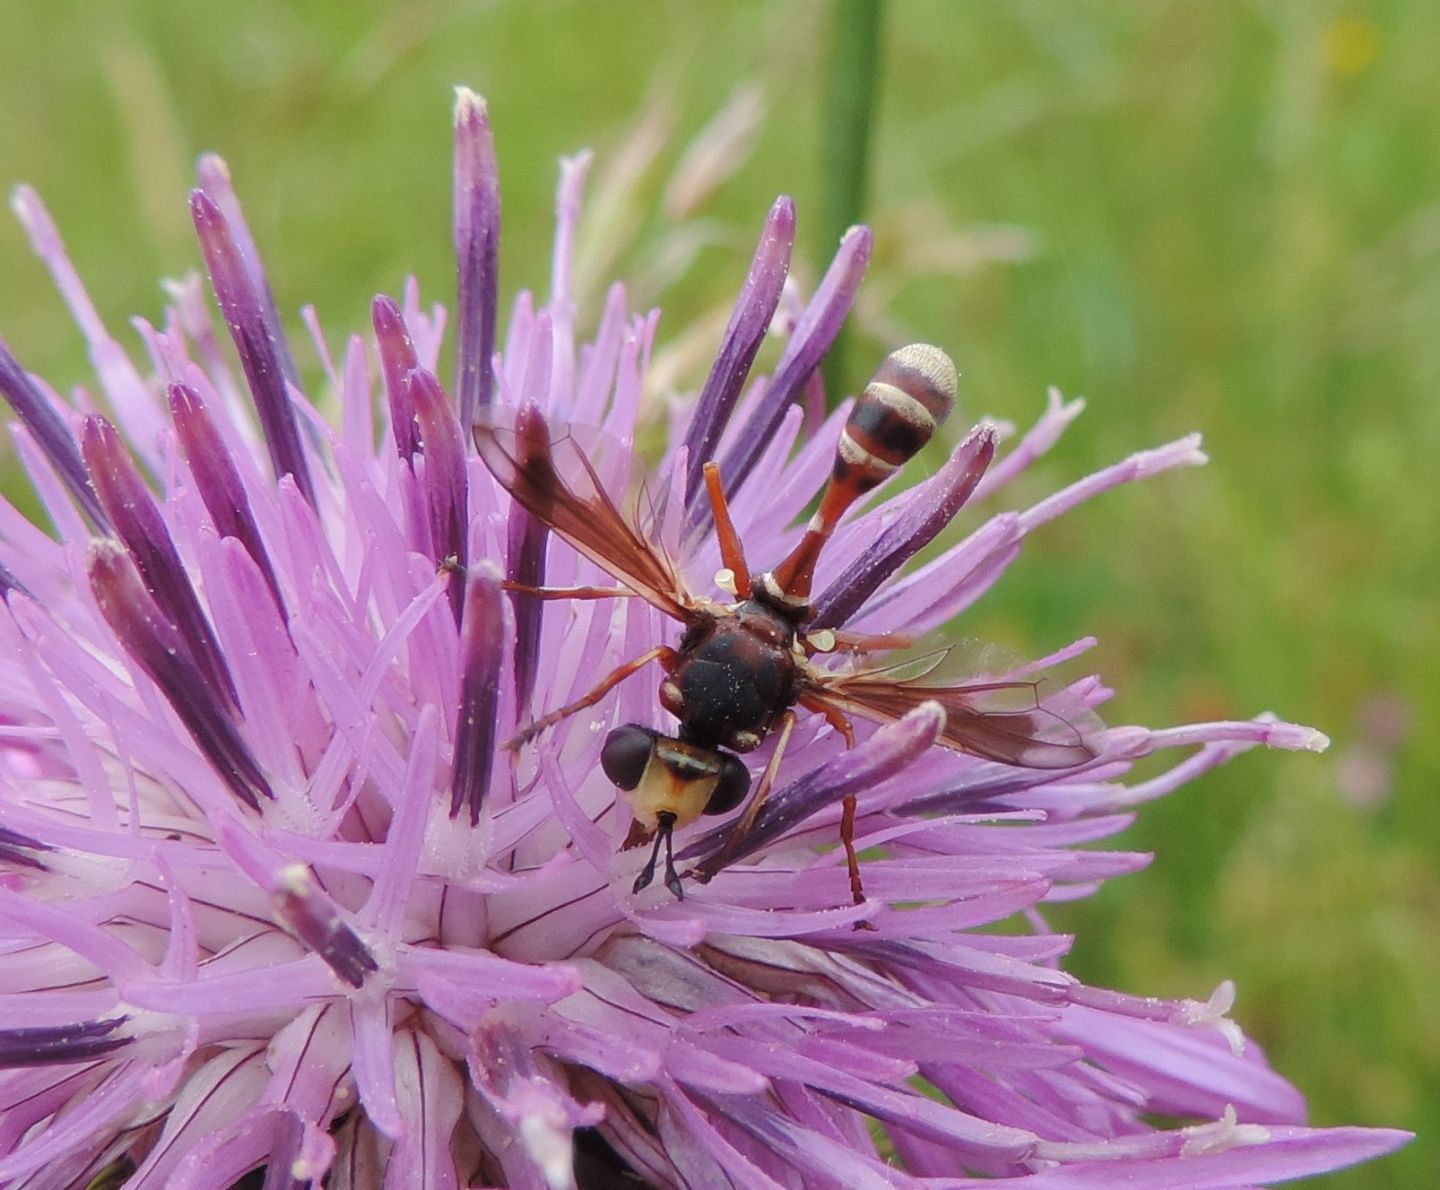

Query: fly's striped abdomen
837 343 956 483
763 344 958 613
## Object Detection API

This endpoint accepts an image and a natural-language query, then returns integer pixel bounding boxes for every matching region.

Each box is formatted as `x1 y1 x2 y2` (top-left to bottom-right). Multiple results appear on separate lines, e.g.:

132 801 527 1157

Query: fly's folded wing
474 407 693 621
804 644 1103 769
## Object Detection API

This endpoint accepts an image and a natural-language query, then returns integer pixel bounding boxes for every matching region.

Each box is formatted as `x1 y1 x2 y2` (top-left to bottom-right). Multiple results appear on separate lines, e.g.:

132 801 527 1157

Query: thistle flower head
0 88 1409 1187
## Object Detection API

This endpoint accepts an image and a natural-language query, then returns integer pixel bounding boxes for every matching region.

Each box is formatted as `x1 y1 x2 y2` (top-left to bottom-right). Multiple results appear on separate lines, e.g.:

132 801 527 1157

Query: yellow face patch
624 739 722 833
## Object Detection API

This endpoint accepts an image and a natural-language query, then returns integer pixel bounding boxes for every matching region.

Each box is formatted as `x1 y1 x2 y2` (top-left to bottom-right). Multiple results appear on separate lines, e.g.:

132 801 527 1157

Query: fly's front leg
691 709 797 882
502 581 635 600
728 709 796 846
508 645 675 748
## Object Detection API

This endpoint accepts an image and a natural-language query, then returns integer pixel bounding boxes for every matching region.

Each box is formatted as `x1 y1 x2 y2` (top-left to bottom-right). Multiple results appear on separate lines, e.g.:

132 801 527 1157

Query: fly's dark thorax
660 600 798 752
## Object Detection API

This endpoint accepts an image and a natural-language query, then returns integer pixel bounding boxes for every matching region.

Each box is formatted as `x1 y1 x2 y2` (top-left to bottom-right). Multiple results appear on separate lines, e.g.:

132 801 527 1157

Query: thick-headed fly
474 345 1098 903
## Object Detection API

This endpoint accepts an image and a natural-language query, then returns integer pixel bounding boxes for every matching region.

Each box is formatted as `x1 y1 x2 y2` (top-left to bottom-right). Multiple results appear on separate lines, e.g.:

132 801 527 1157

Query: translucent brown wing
473 408 694 622
803 646 1103 769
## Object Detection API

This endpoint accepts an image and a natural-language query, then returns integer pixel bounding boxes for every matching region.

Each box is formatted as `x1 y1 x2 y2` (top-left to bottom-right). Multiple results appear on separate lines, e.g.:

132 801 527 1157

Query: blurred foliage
0 1 1433 1185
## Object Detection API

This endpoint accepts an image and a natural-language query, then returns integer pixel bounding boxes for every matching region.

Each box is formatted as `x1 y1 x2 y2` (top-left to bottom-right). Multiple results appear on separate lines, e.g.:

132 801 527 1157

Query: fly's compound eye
704 753 751 816
601 726 658 790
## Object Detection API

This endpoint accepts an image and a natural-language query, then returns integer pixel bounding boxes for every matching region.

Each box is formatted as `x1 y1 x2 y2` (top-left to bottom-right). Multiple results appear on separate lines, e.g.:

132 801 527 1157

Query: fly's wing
805 643 1103 769
474 408 694 621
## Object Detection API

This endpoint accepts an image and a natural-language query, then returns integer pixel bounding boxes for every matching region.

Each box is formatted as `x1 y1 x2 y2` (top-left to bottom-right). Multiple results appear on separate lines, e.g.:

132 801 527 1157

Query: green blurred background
0 2 1432 1184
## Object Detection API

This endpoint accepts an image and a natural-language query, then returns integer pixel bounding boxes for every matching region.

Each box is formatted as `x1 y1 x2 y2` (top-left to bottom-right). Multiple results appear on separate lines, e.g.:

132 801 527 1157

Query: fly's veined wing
804 640 1104 769
473 408 694 621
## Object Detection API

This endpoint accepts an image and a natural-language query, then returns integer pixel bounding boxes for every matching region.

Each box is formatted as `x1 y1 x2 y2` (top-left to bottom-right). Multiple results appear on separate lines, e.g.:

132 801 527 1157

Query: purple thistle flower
0 86 1410 1189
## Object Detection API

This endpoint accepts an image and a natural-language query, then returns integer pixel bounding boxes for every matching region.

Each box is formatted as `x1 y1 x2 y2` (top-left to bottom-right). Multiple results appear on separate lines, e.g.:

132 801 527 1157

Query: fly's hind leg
799 695 875 925
703 461 752 598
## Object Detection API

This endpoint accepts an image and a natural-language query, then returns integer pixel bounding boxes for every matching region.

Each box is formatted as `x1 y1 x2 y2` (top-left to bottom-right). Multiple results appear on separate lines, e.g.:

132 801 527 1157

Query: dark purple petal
693 224 871 535
196 154 303 389
407 367 469 623
260 1110 306 1190
685 702 944 877
682 195 795 506
373 295 421 460
451 566 505 823
506 502 547 716
0 1017 130 1067
190 189 317 509
453 87 500 431
0 336 109 530
83 414 240 714
88 541 273 811
811 425 997 628
168 383 286 617
272 864 378 988
0 824 53 870
499 398 556 715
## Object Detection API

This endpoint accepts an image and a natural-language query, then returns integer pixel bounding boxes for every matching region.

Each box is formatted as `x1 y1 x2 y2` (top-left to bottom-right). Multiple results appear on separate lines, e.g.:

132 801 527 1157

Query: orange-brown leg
841 794 877 928
508 645 675 748
806 628 914 655
693 709 796 882
799 694 855 748
703 462 751 598
502 581 635 600
840 795 867 904
731 709 795 842
798 695 875 924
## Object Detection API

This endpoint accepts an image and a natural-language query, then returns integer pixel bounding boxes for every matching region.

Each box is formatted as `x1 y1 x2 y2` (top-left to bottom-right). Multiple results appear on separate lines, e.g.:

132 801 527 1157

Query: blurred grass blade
821 0 885 402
